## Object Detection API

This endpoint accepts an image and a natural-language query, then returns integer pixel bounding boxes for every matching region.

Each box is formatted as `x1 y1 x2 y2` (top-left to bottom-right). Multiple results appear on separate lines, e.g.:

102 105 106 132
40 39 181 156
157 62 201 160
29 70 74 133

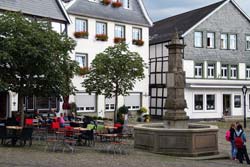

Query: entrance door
223 94 231 116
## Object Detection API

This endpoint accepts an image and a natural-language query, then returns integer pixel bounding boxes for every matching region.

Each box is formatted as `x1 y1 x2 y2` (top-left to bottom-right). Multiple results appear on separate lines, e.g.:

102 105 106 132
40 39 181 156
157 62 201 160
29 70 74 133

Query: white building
149 0 250 119
63 0 152 118
0 0 71 119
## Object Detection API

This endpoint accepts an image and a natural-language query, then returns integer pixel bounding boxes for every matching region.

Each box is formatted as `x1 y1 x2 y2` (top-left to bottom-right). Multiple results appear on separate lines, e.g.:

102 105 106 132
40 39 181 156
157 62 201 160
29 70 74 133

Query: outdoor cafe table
98 133 119 142
6 126 23 146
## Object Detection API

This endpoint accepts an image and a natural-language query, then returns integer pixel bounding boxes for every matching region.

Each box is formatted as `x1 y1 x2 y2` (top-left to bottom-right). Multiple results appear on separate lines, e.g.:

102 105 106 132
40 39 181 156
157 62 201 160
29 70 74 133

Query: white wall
67 14 149 115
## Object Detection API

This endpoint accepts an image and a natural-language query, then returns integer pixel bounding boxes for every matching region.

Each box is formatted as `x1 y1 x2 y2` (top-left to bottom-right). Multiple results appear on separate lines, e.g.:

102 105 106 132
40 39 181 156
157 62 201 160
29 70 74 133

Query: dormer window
123 0 131 9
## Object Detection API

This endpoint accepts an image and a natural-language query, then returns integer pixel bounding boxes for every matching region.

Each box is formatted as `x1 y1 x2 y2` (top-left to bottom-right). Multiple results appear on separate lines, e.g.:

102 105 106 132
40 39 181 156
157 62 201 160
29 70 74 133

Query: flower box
101 0 111 5
74 31 89 38
78 67 90 76
114 37 126 43
112 1 122 8
96 34 108 41
133 39 144 46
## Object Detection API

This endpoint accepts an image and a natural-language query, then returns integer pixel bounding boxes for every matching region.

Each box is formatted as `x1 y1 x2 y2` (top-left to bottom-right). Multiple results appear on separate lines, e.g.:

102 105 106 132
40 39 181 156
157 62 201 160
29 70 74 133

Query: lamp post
242 85 247 128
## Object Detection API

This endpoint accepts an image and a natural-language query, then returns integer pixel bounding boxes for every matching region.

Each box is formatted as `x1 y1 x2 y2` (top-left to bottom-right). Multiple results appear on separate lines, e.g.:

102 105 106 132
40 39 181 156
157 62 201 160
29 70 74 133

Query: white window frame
221 64 228 79
246 66 250 79
234 95 241 108
229 34 237 50
194 32 202 48
206 94 216 110
123 0 131 9
246 36 250 50
132 27 142 40
75 53 87 68
194 63 203 78
230 65 237 79
207 64 215 78
96 22 107 35
194 94 203 110
75 19 87 32
221 34 228 49
207 32 215 48
115 25 125 38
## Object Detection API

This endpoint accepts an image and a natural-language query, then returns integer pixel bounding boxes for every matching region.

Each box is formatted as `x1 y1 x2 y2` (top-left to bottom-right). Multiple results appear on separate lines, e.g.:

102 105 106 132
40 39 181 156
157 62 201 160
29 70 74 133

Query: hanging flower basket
74 31 89 38
112 1 122 8
133 39 144 46
95 34 108 41
78 67 90 76
101 0 111 5
114 37 126 43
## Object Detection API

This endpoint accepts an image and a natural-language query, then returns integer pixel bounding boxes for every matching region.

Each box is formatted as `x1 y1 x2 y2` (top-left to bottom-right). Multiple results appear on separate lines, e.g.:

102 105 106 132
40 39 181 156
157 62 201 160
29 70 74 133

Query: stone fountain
134 33 219 157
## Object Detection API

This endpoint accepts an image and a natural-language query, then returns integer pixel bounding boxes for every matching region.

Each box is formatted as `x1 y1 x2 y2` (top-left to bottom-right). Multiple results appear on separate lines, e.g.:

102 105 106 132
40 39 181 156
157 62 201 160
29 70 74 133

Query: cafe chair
19 127 33 146
0 126 7 145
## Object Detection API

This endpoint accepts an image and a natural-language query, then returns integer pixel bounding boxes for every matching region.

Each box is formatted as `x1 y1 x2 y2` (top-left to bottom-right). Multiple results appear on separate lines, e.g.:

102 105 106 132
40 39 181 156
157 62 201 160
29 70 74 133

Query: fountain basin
134 123 219 157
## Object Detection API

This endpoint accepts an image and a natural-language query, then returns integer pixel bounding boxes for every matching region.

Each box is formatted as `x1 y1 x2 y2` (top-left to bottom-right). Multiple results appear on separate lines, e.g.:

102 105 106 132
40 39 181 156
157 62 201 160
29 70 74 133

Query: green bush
118 105 129 114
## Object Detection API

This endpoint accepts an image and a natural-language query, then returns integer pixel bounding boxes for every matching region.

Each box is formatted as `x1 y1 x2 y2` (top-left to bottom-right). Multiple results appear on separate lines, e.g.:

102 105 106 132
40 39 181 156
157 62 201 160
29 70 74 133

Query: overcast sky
143 0 250 22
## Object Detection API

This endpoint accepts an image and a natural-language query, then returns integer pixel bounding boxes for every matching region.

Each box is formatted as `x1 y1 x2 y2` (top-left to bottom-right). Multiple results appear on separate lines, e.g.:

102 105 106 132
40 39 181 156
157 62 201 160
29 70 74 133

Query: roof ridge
154 0 226 24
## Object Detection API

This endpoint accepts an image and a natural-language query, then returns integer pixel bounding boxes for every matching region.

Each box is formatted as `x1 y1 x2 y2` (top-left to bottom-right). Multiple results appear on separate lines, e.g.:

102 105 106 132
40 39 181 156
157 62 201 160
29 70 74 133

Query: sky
143 0 250 22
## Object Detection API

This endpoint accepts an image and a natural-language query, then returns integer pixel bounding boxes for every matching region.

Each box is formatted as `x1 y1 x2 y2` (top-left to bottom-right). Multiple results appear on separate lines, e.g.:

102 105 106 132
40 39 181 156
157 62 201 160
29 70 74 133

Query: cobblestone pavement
0 122 249 167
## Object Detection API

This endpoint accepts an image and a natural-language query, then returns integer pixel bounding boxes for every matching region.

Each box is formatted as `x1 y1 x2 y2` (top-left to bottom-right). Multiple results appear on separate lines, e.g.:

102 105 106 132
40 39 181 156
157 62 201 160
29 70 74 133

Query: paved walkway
0 122 249 167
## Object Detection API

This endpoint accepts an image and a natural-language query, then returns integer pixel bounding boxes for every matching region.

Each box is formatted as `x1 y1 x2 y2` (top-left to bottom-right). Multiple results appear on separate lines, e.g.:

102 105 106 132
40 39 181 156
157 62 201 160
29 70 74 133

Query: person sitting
58 113 65 128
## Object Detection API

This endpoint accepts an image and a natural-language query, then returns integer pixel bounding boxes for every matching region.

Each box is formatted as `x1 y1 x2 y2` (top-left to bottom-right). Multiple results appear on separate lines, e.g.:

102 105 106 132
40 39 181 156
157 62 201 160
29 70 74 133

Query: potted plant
101 0 111 5
114 37 126 43
112 1 122 8
132 39 144 46
74 31 89 38
143 114 150 122
95 34 108 41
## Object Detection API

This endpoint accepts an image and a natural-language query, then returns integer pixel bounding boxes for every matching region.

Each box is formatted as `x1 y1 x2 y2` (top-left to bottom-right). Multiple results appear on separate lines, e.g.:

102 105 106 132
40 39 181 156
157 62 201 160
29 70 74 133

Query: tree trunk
18 94 24 126
114 85 119 125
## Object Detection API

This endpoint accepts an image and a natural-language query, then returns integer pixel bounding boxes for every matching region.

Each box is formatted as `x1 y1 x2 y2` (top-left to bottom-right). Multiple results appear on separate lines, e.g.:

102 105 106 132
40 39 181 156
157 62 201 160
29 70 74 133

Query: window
246 36 250 50
75 93 96 112
75 53 87 68
123 0 131 9
207 95 215 110
221 64 228 79
194 63 203 78
221 34 228 49
207 33 215 48
194 95 203 110
230 65 237 79
194 32 202 47
105 104 115 111
234 95 241 108
246 66 250 79
105 97 115 111
132 28 142 40
115 25 125 38
96 22 107 35
75 19 87 32
36 97 57 109
229 34 237 50
207 64 215 78
51 22 66 34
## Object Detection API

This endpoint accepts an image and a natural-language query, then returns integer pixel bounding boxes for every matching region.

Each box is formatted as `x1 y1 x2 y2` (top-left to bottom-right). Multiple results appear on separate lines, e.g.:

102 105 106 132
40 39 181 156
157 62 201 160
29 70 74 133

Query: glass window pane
207 95 215 110
195 94 203 110
195 32 202 47
234 95 241 108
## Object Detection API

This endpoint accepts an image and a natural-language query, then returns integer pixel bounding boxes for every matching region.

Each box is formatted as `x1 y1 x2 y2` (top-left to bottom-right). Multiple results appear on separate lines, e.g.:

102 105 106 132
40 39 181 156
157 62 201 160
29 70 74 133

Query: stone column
164 32 189 129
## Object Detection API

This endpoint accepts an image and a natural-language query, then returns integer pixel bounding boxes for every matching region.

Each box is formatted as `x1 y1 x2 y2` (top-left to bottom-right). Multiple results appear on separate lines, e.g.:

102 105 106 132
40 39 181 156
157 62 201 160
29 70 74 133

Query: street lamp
242 85 247 128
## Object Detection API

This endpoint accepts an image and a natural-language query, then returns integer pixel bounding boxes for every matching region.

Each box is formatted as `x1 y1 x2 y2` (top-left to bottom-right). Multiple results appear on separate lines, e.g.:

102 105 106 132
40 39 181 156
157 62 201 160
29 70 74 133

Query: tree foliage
0 12 78 124
83 43 146 122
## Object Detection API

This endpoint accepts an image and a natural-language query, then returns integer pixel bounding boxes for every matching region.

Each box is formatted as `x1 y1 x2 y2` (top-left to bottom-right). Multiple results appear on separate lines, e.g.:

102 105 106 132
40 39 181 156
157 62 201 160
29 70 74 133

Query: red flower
114 37 126 43
132 39 144 46
101 0 111 5
95 34 108 41
112 1 122 8
74 31 89 38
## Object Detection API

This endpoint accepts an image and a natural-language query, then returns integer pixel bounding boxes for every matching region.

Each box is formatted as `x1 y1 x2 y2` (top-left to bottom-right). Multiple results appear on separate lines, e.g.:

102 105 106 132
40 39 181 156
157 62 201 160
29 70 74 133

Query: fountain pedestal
164 33 189 129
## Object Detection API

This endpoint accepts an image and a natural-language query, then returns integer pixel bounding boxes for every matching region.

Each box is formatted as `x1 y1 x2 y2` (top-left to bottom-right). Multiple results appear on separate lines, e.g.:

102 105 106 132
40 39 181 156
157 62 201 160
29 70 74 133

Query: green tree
0 12 78 125
83 43 146 123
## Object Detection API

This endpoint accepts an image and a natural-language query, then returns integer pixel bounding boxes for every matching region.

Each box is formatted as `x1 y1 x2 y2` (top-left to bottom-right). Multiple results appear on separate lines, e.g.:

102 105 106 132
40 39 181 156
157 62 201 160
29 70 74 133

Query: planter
112 1 122 8
96 34 108 41
78 67 90 76
114 37 126 43
133 39 144 46
74 31 89 38
101 0 111 5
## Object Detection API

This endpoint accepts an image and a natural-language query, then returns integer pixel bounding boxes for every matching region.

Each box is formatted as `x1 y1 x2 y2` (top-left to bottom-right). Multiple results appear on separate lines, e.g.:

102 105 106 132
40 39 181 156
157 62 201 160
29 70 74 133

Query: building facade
0 0 71 119
63 0 152 118
149 0 250 119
